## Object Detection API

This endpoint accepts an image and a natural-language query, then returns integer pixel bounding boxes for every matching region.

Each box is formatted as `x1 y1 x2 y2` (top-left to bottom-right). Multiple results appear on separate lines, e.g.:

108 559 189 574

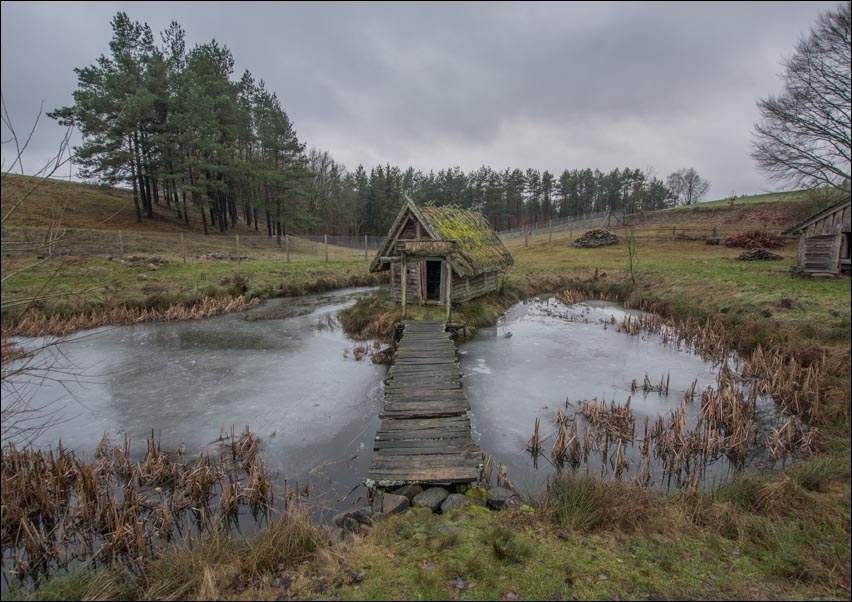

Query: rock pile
331 483 523 541
572 229 619 248
736 248 783 261
120 255 168 268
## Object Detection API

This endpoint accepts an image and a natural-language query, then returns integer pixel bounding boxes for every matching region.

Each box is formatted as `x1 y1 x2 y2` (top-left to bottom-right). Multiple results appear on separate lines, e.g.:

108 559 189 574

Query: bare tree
1 95 77 445
751 1 851 191
666 167 711 206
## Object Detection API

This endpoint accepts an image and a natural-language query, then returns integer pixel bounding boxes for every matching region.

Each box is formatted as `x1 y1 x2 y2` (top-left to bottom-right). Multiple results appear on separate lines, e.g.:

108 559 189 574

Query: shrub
724 229 786 249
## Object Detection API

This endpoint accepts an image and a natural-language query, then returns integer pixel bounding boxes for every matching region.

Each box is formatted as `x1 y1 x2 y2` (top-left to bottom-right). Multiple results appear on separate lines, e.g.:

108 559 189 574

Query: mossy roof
370 198 514 276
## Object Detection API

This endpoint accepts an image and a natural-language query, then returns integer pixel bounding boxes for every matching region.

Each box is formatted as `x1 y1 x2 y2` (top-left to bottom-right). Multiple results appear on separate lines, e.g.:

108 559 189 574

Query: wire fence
1 210 792 263
497 210 621 240
0 227 385 263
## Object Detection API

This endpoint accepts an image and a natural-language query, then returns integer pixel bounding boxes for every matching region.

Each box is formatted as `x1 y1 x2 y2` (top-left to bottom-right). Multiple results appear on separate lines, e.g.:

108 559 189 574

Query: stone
332 509 355 527
486 486 517 510
392 484 424 500
382 493 410 516
440 493 471 513
412 487 449 512
351 507 373 524
343 516 361 534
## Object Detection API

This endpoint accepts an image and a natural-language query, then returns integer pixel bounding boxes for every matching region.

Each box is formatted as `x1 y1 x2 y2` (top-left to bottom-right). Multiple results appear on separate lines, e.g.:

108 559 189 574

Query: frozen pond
2 287 387 521
460 297 775 494
3 290 781 525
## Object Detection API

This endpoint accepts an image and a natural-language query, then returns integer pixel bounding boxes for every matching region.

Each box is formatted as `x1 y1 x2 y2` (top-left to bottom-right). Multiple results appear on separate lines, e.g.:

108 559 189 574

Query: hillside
1 173 260 235
1 173 833 237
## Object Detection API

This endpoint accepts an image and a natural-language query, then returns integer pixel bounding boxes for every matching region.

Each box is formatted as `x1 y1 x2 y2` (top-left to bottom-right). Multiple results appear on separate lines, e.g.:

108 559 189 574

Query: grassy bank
2 179 850 600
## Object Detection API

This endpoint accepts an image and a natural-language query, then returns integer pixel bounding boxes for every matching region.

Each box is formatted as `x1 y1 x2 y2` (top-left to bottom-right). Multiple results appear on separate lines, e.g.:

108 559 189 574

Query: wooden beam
445 253 452 321
401 253 407 319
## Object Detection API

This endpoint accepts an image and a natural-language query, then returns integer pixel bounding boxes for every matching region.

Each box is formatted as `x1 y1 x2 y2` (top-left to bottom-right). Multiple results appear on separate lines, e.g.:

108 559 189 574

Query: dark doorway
425 260 442 301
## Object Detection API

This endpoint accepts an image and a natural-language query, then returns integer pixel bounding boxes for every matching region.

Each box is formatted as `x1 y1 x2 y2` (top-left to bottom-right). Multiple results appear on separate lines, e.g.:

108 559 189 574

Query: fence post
549 219 552 243
285 234 290 263
525 229 528 248
181 233 186 263
324 234 328 263
118 231 124 257
235 235 240 263
364 234 368 261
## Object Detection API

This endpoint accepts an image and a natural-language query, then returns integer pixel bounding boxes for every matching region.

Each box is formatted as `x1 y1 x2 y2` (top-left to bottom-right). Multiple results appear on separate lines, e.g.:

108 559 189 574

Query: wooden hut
370 198 513 313
782 197 851 275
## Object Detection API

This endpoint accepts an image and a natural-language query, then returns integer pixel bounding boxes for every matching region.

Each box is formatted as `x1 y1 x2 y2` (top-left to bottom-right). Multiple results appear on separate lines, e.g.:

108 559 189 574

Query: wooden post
235 235 240 263
401 253 407 319
445 255 452 321
525 229 529 248
285 234 290 263
549 219 552 243
324 234 328 263
364 234 368 261
118 231 124 257
181 233 186 263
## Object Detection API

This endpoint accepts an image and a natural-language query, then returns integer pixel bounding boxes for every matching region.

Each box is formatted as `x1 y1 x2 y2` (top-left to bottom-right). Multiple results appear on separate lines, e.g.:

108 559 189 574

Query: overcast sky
1 1 842 199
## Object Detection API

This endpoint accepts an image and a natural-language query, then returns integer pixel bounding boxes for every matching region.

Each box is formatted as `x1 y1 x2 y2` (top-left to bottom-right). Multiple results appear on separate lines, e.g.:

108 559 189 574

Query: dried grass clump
6 295 262 337
1 426 277 588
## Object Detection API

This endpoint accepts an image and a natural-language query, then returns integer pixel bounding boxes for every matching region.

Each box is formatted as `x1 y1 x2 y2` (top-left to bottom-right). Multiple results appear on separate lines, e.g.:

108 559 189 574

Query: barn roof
369 198 514 276
782 197 851 235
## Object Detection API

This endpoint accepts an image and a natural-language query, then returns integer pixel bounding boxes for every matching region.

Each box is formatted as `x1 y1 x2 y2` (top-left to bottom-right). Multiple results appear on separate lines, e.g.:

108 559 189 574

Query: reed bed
6 294 262 338
529 294 828 492
0 427 275 588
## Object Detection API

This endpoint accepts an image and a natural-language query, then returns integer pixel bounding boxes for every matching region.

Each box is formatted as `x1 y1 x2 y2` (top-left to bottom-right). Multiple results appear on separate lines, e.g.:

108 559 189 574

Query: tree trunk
129 136 143 223
182 189 190 228
132 131 152 218
200 205 209 235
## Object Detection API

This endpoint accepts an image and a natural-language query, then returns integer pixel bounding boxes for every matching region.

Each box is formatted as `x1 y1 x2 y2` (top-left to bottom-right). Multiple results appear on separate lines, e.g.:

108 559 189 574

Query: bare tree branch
751 1 851 191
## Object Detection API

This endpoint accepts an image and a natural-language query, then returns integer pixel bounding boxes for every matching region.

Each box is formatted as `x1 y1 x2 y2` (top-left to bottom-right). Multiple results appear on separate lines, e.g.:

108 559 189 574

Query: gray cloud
1 0 841 197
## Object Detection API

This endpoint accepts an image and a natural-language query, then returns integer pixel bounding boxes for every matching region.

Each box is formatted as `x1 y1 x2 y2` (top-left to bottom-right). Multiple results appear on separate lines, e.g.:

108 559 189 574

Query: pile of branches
724 228 786 249
736 248 784 261
572 229 619 248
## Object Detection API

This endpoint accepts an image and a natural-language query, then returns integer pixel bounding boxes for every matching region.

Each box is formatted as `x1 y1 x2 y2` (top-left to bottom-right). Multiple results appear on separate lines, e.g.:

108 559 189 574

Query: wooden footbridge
365 320 482 489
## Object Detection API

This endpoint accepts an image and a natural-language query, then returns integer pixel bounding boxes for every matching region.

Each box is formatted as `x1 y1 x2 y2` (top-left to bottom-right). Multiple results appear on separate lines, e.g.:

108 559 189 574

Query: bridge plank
367 320 482 488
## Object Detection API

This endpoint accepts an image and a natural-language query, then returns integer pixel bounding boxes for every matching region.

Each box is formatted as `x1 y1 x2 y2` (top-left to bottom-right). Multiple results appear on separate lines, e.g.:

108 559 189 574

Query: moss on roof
418 205 513 276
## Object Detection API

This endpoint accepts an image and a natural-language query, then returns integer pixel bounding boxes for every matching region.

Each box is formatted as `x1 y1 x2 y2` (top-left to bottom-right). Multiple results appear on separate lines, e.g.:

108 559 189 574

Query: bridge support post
401 254 407 319
445 254 452 321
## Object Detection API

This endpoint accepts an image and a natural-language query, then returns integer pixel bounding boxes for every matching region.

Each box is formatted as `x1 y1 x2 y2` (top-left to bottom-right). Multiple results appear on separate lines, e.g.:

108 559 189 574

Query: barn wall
451 271 500 303
390 260 424 302
799 235 839 273
796 202 851 274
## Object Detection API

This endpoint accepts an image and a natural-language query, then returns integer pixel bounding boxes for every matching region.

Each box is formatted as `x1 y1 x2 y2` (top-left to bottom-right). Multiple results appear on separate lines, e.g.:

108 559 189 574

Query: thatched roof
370 198 513 276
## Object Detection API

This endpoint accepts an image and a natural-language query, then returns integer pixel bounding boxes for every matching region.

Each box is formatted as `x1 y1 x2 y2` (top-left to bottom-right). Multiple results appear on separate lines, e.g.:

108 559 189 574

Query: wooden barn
783 197 851 275
370 198 513 312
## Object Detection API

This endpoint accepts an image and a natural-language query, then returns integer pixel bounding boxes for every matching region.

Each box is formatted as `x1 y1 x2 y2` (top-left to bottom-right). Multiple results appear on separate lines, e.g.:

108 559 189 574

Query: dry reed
530 298 827 491
0 425 277 588
7 295 262 338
